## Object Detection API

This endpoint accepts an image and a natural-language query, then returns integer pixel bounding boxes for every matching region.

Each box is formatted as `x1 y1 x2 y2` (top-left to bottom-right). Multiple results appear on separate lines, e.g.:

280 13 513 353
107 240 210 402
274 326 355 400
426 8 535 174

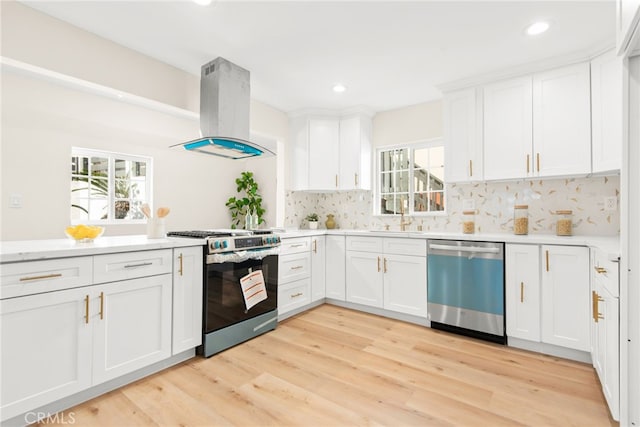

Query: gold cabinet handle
290 292 303 298
291 265 304 270
290 244 304 248
313 240 317 253
545 250 549 272
377 256 381 272
592 291 605 322
178 253 184 276
536 153 540 172
335 174 338 188
84 295 90 324
20 273 63 282
594 266 607 274
99 291 105 320
384 257 388 273
469 160 473 177
520 282 524 303
355 173 359 186
526 154 530 174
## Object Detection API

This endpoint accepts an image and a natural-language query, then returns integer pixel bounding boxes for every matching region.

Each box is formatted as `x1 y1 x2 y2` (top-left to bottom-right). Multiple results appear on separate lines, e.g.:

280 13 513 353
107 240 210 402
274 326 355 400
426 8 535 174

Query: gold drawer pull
291 265 304 270
536 153 540 172
84 295 90 324
520 282 524 303
383 257 388 273
99 291 105 320
289 244 304 248
594 266 607 274
19 273 63 282
377 256 381 272
124 262 153 269
178 253 184 276
290 292 303 298
526 154 530 174
469 160 473 177
545 250 549 272
313 240 317 253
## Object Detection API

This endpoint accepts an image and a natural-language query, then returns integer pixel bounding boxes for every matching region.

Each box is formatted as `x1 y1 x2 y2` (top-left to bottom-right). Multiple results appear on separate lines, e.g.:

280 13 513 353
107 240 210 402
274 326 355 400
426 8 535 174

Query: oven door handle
428 244 500 254
207 247 279 264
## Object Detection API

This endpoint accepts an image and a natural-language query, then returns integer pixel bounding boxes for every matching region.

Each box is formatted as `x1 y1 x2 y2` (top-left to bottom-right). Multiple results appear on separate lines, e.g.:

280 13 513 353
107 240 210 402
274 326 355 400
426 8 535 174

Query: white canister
147 218 166 239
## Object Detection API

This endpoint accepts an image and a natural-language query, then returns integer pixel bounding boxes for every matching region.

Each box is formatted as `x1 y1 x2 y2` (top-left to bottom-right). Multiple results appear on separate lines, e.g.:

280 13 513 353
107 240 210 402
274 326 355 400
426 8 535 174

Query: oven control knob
214 240 221 249
222 240 229 249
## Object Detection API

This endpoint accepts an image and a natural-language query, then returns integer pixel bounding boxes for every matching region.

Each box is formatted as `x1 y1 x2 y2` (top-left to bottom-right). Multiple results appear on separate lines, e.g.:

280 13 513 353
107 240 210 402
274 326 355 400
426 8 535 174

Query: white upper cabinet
533 62 592 178
443 88 483 183
339 115 372 190
616 0 640 55
483 76 533 180
289 112 372 192
591 50 623 173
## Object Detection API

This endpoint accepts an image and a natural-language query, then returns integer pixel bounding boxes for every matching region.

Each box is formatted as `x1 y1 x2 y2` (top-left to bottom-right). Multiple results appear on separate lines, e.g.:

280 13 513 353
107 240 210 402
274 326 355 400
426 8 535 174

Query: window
70 148 152 224
376 139 445 215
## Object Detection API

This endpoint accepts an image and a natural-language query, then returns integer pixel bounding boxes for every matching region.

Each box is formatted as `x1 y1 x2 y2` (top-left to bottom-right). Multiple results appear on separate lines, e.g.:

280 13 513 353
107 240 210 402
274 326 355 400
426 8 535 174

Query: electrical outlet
9 194 22 209
462 199 475 211
604 197 617 211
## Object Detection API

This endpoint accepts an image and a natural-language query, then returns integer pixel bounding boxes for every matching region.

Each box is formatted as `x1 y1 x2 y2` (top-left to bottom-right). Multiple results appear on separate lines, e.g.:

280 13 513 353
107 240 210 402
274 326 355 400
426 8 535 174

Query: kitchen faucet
399 203 412 231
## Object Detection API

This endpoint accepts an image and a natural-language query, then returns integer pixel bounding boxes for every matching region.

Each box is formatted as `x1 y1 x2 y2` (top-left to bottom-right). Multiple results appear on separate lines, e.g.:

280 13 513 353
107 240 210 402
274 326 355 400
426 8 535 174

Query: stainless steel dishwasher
427 239 506 344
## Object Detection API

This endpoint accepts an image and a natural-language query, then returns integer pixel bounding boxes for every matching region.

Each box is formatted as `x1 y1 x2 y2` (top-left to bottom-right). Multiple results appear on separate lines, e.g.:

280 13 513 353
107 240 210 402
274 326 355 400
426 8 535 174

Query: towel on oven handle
207 247 279 264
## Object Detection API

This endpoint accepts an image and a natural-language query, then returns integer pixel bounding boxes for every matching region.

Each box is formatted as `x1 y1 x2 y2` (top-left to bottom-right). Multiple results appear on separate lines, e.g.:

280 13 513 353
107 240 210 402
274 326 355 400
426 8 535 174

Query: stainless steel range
167 229 280 357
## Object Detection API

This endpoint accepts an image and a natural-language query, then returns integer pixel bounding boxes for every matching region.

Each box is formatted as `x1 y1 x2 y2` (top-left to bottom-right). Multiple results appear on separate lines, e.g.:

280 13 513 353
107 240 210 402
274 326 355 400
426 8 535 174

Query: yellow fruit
66 225 103 240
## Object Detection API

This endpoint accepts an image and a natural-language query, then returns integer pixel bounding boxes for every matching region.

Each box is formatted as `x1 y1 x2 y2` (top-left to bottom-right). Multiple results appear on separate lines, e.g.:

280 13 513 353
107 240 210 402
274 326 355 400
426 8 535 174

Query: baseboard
508 337 592 363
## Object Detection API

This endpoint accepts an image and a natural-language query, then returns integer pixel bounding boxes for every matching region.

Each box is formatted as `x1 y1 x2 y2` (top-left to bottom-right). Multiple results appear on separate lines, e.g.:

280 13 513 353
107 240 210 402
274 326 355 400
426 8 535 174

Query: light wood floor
39 305 617 426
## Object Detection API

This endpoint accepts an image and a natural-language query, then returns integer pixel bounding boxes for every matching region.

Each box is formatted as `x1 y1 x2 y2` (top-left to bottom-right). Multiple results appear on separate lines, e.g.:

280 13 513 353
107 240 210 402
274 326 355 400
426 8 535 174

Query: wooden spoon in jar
141 203 151 218
157 207 170 218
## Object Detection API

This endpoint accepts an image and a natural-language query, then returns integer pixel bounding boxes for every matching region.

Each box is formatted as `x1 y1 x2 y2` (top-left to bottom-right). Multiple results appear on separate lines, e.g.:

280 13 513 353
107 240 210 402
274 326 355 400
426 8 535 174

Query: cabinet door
289 116 310 191
345 251 383 308
599 288 620 420
541 245 590 351
172 246 203 355
483 76 533 180
308 119 340 190
505 244 541 341
443 88 483 182
92 275 172 384
311 236 326 302
383 254 427 317
533 63 591 178
339 115 372 190
325 235 346 301
1 287 92 421
591 50 623 173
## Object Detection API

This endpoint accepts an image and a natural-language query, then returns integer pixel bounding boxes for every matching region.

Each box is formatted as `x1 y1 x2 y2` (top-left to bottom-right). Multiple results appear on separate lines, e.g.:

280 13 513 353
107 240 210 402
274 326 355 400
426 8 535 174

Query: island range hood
171 57 275 160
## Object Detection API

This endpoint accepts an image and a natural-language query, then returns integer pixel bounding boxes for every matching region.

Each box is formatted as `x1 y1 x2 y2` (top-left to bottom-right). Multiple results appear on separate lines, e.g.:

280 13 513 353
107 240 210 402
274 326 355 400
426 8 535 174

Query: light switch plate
462 199 475 211
9 194 22 208
604 197 617 211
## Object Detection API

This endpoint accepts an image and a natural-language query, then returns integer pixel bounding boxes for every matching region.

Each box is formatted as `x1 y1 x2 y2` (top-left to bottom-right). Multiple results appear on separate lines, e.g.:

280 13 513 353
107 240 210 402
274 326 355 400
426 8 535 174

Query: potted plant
225 171 266 229
306 213 319 229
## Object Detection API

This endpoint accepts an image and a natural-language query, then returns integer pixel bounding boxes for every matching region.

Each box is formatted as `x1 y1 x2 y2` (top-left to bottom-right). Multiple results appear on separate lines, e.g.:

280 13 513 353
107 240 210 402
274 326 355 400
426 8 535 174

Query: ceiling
20 1 615 114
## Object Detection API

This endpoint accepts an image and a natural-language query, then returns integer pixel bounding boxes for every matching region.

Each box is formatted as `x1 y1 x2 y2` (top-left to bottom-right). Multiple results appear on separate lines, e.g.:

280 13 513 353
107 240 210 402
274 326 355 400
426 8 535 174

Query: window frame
374 138 446 217
70 147 153 225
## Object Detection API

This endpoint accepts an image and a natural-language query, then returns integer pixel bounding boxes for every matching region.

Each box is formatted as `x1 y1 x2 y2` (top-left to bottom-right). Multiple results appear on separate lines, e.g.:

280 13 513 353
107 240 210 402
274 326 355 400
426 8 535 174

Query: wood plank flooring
38 305 617 426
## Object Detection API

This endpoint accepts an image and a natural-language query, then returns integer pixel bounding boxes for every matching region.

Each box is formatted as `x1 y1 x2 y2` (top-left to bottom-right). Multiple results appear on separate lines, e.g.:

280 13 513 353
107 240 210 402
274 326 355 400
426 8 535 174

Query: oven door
204 253 278 334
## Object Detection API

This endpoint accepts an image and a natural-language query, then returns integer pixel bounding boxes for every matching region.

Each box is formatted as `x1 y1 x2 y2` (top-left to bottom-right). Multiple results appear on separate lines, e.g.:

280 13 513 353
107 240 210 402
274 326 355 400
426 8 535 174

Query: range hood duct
172 57 274 160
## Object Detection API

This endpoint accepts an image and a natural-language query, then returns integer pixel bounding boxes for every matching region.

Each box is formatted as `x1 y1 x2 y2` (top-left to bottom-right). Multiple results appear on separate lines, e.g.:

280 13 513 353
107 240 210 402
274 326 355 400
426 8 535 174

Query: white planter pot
308 221 318 230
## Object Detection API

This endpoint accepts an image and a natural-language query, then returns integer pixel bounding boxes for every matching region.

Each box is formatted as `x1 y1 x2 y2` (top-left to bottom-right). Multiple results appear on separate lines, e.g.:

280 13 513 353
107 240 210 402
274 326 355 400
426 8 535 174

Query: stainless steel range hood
172 57 274 160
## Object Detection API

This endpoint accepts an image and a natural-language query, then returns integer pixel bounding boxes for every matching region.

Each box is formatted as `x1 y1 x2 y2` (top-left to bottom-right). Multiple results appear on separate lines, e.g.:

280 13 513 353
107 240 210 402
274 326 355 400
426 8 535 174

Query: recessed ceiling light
193 0 212 5
526 21 550 36
333 84 346 93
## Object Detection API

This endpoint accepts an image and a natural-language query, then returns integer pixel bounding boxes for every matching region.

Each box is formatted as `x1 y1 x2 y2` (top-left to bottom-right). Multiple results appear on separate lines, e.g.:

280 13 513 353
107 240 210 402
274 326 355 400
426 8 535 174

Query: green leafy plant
306 213 319 222
225 171 266 229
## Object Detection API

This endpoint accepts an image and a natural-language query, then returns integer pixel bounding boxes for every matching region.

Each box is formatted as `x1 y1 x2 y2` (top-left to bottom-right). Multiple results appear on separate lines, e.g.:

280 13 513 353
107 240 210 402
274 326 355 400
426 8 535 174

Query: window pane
380 151 394 172
395 149 410 170
430 146 445 168
414 168 429 192
89 178 108 198
89 199 109 221
114 179 130 199
430 166 445 186
114 200 131 219
380 194 395 214
414 148 428 170
115 159 129 179
430 191 445 211
72 156 89 175
91 157 108 177
397 170 409 192
414 193 429 213
71 199 89 221
71 176 89 198
132 161 147 178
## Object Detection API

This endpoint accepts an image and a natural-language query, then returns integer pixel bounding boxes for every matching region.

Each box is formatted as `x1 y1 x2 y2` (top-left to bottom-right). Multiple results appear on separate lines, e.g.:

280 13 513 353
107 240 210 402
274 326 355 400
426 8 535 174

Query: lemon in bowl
65 225 104 243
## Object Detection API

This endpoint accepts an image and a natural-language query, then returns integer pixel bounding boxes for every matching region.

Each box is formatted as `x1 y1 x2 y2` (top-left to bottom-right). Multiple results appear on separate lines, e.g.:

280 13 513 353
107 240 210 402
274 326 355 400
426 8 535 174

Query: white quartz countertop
277 229 620 261
0 235 205 263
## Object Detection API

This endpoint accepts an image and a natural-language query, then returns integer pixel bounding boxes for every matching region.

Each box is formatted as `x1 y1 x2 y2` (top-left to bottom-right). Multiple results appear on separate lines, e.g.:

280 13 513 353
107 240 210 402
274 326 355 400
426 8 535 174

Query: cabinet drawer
0 257 93 299
279 252 311 283
346 236 383 253
592 249 619 297
278 278 311 315
93 249 172 284
383 238 426 256
280 237 311 255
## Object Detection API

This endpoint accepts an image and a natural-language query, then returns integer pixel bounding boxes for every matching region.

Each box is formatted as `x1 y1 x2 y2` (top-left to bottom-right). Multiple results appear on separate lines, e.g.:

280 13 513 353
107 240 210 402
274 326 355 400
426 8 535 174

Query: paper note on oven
239 270 267 310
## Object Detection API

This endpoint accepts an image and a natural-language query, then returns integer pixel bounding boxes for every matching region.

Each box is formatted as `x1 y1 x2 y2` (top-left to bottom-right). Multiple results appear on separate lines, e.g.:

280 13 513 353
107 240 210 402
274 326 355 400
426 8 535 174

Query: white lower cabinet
278 237 312 317
590 248 620 421
172 246 203 354
311 236 326 302
325 235 346 300
1 286 92 421
278 278 311 314
541 245 590 351
92 275 172 384
505 244 541 341
346 236 427 316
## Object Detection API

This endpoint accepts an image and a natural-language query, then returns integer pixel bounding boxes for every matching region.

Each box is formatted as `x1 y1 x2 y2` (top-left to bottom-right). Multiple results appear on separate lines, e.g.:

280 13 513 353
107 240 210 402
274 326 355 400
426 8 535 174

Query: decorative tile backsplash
284 176 620 236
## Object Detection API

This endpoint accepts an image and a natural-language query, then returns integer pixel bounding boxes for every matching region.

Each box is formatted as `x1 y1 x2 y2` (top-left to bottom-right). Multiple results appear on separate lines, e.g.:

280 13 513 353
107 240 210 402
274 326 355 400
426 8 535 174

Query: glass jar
462 210 475 234
556 210 573 236
513 205 529 235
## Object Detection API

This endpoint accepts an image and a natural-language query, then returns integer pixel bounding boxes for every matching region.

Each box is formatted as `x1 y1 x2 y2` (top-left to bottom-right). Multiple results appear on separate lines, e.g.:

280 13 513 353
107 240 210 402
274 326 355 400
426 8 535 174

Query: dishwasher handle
428 243 501 254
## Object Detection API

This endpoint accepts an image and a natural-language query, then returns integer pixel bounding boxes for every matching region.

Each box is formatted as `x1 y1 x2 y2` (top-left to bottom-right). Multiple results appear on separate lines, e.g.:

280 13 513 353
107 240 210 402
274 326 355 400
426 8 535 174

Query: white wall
372 101 443 147
0 2 288 240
